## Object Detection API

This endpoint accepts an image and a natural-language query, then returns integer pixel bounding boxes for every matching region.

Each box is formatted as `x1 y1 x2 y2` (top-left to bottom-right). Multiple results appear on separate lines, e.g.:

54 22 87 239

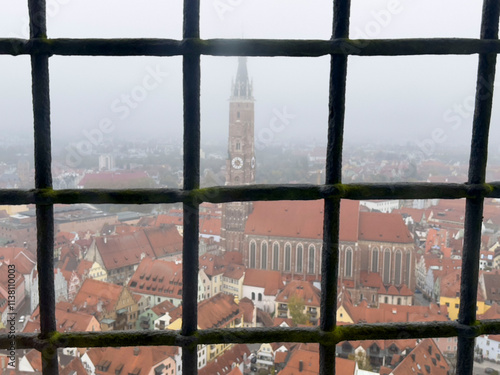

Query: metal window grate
1 0 500 374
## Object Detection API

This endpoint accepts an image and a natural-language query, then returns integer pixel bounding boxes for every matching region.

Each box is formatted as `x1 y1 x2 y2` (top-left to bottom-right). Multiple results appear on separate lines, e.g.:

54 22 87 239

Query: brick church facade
221 59 416 306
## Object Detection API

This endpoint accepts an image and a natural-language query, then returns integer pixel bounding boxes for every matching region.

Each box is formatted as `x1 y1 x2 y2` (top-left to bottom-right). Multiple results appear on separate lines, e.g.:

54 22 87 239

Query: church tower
221 57 256 252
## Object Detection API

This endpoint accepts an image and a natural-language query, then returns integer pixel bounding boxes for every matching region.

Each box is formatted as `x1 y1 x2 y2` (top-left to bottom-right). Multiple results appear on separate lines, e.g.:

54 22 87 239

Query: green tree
288 295 309 325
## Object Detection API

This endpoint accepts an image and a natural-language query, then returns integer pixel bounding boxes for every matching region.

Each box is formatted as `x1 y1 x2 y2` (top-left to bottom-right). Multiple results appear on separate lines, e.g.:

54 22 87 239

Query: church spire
232 57 253 99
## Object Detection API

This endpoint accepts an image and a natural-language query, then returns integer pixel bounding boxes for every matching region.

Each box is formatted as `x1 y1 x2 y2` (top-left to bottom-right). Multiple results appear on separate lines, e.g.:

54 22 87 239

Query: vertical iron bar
321 1 351 374
457 1 500 374
28 0 57 374
182 0 200 374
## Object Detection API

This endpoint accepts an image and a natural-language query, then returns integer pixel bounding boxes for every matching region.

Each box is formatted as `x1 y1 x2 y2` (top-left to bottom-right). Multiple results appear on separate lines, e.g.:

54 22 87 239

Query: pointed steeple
232 57 253 99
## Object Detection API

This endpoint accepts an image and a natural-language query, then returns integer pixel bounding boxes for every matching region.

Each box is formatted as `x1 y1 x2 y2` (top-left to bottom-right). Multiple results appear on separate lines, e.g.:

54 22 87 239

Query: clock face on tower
231 157 243 169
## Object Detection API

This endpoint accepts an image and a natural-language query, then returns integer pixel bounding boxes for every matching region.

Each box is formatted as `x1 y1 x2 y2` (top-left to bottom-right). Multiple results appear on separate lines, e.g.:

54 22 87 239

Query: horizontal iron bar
3 320 500 350
1 38 500 57
0 182 499 205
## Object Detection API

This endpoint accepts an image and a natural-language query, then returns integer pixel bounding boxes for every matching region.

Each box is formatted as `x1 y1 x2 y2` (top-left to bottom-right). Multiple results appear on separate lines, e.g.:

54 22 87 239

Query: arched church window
296 244 303 273
345 247 352 277
250 242 256 269
308 245 315 274
273 242 280 270
284 243 291 272
383 249 391 284
371 247 379 273
261 242 268 270
405 249 412 286
395 250 402 285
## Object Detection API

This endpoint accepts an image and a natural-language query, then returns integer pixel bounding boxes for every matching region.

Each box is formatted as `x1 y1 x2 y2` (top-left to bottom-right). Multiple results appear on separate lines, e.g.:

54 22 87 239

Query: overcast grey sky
0 0 499 159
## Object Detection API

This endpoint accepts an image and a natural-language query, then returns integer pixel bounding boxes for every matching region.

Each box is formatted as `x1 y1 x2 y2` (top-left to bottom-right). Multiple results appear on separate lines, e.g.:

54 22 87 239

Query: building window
395 250 402 285
284 243 291 272
405 249 412 286
296 244 303 273
308 245 315 274
345 247 352 278
371 247 379 273
383 249 391 284
250 241 256 269
273 242 280 270
251 292 255 301
261 242 268 270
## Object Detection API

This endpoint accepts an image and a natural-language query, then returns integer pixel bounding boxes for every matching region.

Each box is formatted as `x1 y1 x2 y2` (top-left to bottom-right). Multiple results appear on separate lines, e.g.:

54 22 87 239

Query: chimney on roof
134 347 140 356
299 360 303 372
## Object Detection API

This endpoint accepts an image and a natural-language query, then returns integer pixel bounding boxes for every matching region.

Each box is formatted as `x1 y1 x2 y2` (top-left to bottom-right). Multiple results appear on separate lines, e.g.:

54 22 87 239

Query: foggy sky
1 0 499 158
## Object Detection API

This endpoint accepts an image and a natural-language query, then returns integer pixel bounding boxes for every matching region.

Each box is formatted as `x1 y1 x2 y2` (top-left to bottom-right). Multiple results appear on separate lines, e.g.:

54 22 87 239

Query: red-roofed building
81 346 179 375
24 302 100 333
242 269 284 314
391 338 449 375
128 257 183 308
280 343 357 375
198 344 250 375
73 278 139 331
337 338 416 370
275 281 321 325
222 263 245 298
85 225 182 285
239 199 415 306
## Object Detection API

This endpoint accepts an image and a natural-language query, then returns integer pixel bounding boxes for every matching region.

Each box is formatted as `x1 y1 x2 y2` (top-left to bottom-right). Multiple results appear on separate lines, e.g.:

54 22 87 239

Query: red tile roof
24 303 100 333
86 346 178 375
243 268 284 295
200 254 228 277
200 215 221 236
60 357 87 375
280 344 356 375
338 289 446 324
391 338 449 375
439 270 461 298
128 257 182 299
0 247 36 274
224 263 245 280
198 294 241 329
224 251 243 265
276 281 321 307
144 225 183 258
245 200 359 242
151 299 176 317
481 270 500 303
73 278 125 315
155 214 183 227
238 297 254 324
479 302 500 319
76 259 94 276
24 349 43 371
198 344 250 375
358 211 413 243
95 231 153 271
